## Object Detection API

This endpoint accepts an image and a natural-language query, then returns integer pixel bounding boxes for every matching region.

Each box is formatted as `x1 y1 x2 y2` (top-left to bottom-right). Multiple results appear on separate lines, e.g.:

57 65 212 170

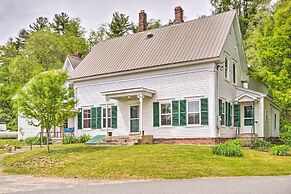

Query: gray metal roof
68 56 82 69
71 11 236 80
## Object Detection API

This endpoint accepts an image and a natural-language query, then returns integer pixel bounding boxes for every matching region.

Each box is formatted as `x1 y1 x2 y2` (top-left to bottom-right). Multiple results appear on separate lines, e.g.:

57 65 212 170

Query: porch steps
86 135 106 145
99 136 139 146
51 138 62 144
238 133 258 146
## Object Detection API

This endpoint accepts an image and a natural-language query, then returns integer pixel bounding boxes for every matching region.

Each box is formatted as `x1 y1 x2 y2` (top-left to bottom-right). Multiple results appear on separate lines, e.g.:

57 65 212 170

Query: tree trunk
61 123 64 142
40 127 43 147
46 128 50 153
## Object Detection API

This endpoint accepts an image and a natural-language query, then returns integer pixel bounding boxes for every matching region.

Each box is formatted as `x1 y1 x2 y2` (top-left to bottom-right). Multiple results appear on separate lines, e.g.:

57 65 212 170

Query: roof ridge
91 10 236 46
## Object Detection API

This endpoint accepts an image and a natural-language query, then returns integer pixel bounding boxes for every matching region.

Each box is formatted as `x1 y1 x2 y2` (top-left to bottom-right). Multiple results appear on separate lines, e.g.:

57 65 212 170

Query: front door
242 105 254 133
130 105 139 133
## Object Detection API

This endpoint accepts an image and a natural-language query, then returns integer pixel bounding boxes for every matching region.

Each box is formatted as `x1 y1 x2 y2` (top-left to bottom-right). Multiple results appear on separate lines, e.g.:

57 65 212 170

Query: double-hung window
102 107 112 128
160 102 171 126
187 100 200 125
83 109 91 128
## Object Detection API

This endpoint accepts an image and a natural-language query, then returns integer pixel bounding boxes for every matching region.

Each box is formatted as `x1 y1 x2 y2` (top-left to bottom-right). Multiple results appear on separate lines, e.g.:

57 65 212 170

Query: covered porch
101 87 156 136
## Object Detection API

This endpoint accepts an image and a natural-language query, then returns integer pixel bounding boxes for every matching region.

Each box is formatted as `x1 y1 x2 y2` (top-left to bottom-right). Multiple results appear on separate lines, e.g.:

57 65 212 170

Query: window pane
161 115 171 126
84 119 90 128
102 108 106 117
188 101 199 112
233 63 236 83
107 108 111 117
103 119 106 128
130 106 139 118
244 119 253 126
108 118 111 128
194 113 200 124
83 110 91 118
188 113 194 124
161 103 171 114
244 106 253 118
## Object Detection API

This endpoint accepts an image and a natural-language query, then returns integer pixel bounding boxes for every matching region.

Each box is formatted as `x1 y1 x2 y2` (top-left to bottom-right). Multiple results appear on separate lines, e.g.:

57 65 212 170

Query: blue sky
0 0 212 45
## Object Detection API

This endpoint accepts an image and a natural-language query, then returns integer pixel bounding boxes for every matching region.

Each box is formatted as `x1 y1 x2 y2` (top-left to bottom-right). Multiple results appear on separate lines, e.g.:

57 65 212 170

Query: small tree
15 70 77 152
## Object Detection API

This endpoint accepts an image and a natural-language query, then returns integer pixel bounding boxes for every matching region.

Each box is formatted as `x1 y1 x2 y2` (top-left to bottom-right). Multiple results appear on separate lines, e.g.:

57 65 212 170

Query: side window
274 113 277 129
224 57 229 80
160 102 171 126
83 109 91 128
233 61 236 84
187 100 200 125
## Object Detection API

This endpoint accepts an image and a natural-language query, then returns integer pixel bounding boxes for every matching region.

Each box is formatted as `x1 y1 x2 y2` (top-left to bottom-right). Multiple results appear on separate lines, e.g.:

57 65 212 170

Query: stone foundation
153 138 232 145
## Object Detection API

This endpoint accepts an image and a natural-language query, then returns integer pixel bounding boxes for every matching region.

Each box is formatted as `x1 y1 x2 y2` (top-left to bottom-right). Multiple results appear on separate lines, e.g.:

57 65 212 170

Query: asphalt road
0 175 290 194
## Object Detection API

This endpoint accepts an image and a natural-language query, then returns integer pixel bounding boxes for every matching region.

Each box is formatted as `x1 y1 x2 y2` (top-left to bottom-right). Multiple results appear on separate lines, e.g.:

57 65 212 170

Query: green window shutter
96 107 102 129
219 98 222 116
201 98 209 125
229 104 233 126
172 100 179 126
77 108 82 129
91 107 97 129
153 102 160 127
227 103 231 126
179 100 186 126
234 104 241 127
112 105 117 128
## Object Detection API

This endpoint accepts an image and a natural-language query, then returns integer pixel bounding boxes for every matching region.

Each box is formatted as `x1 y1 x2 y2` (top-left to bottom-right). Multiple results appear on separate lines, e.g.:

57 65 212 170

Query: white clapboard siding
18 115 40 140
75 63 216 138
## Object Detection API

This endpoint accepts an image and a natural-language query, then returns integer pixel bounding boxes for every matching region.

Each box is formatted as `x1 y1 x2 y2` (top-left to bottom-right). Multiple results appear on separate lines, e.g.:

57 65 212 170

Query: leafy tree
147 19 163 30
29 17 49 32
15 71 77 152
88 24 108 48
107 12 133 38
22 30 65 70
245 0 291 128
15 29 30 49
210 0 271 37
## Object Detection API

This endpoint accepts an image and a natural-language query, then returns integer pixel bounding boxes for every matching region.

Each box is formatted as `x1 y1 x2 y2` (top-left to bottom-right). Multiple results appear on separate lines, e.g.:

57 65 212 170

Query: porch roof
234 87 267 103
101 87 156 99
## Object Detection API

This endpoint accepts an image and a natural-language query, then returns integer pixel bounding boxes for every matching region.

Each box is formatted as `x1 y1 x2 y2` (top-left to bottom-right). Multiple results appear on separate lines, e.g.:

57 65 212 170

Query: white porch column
138 94 144 136
105 97 110 136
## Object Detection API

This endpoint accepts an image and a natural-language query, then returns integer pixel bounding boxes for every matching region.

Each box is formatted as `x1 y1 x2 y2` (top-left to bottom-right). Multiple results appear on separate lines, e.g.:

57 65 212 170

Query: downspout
215 62 223 143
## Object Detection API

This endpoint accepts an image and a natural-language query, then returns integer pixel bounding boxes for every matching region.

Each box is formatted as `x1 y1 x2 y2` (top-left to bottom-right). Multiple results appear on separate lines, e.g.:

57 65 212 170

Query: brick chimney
174 6 184 24
74 51 82 59
139 10 147 32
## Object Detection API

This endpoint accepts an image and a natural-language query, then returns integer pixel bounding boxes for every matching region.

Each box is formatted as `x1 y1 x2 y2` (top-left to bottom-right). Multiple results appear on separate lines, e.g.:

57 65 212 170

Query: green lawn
1 144 291 179
0 139 26 149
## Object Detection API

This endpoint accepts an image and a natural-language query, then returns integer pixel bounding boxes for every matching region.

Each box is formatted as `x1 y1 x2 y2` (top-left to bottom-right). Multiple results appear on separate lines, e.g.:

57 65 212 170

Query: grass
0 139 26 149
1 144 291 179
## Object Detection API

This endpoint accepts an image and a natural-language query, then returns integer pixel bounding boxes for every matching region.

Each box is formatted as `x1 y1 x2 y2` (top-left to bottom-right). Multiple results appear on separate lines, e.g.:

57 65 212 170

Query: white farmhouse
19 7 280 144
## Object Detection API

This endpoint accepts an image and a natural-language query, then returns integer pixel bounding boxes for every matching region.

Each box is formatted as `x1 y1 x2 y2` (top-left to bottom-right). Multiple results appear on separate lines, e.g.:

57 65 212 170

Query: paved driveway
0 175 290 194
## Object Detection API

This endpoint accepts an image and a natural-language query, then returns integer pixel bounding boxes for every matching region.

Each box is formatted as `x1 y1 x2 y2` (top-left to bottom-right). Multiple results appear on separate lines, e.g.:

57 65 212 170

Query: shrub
63 136 78 144
25 136 51 145
270 145 289 156
280 130 291 146
250 140 272 151
78 134 91 143
212 139 243 157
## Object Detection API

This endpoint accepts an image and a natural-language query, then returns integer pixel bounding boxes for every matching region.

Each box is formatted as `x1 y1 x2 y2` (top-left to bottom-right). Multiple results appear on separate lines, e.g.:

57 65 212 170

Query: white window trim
224 55 230 81
102 106 112 130
186 99 201 126
160 101 172 127
83 108 91 129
